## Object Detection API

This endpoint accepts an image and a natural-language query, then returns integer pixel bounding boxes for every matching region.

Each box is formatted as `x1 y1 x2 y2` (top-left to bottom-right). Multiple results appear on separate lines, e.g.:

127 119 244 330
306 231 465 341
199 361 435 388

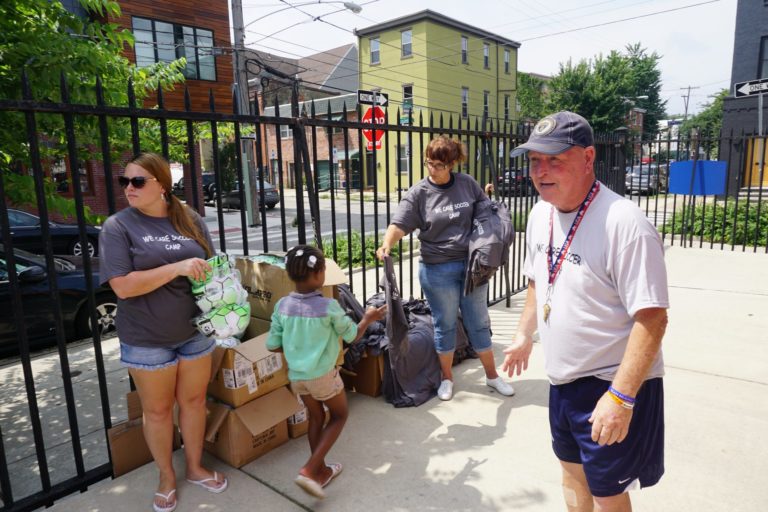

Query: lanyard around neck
547 181 600 286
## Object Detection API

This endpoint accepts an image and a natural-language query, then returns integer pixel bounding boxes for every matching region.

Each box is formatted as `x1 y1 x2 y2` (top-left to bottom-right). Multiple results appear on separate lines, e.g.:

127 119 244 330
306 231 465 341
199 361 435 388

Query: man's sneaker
486 377 515 396
437 379 454 401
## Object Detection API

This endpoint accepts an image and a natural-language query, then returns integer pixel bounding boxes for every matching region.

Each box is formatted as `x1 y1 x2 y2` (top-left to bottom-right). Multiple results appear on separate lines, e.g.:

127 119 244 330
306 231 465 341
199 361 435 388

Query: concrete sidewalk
49 246 768 512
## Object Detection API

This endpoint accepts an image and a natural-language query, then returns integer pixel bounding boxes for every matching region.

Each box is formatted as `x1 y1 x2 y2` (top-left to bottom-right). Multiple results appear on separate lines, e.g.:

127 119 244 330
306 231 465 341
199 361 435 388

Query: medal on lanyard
544 181 600 323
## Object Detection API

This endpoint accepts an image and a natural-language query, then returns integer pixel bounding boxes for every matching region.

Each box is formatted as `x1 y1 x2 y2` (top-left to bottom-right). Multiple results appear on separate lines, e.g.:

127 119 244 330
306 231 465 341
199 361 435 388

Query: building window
401 29 412 58
504 49 510 74
483 91 490 118
397 145 410 174
279 125 292 139
761 36 768 79
504 94 510 121
461 87 469 118
461 36 468 64
51 158 94 196
483 43 490 69
370 37 380 64
132 16 216 81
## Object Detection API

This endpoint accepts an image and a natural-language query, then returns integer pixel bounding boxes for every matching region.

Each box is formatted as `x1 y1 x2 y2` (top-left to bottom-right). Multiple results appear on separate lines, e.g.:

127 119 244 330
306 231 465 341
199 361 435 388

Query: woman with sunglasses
99 153 227 512
376 136 515 402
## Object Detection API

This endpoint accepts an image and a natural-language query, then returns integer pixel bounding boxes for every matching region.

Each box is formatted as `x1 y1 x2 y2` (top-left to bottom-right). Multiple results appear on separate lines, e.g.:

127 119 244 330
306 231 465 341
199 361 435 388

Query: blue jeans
419 260 492 354
120 331 215 370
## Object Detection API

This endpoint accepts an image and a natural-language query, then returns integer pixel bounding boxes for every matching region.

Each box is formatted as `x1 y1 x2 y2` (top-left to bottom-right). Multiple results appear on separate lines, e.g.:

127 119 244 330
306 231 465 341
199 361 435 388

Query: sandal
294 474 326 499
186 471 228 494
152 489 176 512
322 463 343 488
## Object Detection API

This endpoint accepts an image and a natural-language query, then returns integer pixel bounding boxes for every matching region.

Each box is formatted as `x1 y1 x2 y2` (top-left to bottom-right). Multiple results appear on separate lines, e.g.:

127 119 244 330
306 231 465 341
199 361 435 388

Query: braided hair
285 245 325 282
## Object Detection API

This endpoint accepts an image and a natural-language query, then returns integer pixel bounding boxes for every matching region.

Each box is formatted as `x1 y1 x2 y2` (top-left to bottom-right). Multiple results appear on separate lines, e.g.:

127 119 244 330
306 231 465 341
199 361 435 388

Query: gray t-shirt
99 207 214 348
391 173 488 263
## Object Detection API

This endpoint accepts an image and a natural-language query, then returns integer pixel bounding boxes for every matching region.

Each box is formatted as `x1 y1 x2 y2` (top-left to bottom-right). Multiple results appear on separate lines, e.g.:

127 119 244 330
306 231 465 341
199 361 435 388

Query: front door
746 137 768 187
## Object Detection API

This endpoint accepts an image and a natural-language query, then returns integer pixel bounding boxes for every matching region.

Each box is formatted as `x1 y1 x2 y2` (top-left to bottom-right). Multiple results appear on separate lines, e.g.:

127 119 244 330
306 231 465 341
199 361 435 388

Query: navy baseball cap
510 111 594 158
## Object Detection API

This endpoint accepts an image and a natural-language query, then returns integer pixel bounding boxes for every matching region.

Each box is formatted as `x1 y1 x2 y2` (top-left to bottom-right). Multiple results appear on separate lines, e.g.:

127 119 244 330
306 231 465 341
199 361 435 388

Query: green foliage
321 231 400 269
0 0 186 219
679 89 728 142
546 44 666 137
661 200 768 247
217 140 238 193
517 73 548 122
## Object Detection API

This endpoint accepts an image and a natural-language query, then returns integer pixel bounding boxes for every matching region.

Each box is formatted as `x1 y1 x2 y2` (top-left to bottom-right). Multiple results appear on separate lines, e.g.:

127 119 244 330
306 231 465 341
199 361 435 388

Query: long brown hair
128 152 212 258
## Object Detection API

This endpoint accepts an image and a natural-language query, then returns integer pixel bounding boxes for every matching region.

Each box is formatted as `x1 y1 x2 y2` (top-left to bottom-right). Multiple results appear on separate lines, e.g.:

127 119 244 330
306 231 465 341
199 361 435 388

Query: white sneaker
486 377 515 396
437 379 454 401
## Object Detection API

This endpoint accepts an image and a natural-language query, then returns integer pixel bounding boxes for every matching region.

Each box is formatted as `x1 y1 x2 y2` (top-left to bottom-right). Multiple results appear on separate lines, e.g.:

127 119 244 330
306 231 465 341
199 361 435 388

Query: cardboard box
236 253 347 320
209 333 289 408
204 386 301 468
341 350 385 398
108 392 181 477
288 395 330 439
243 317 271 340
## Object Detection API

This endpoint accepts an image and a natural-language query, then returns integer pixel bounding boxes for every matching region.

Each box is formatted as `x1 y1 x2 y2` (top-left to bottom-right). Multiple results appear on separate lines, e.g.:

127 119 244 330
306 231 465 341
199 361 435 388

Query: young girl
266 245 386 500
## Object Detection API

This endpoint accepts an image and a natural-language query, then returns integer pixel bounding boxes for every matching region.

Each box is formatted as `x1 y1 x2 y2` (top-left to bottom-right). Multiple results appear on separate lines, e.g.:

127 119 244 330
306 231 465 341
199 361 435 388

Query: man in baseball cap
510 111 594 158
503 110 669 511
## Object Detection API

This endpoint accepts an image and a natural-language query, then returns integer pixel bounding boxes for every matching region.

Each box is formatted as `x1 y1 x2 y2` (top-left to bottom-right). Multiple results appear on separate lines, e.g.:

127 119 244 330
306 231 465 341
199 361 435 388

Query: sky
238 0 738 117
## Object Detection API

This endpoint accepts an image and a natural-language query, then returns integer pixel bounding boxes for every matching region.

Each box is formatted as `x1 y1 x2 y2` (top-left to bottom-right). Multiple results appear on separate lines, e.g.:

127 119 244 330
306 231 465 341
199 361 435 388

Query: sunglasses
118 176 158 189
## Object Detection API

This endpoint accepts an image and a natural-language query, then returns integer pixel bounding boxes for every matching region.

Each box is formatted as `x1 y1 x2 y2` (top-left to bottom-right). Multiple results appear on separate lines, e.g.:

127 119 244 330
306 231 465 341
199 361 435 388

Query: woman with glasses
99 153 227 512
376 136 515 402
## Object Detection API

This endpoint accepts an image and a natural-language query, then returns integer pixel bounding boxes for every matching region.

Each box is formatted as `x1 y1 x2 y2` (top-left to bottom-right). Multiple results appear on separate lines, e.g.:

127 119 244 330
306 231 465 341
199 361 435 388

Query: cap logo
534 117 557 136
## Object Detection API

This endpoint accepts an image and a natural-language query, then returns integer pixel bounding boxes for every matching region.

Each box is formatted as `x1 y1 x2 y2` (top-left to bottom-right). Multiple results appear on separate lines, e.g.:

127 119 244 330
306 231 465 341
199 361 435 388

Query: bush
321 230 401 269
661 200 768 247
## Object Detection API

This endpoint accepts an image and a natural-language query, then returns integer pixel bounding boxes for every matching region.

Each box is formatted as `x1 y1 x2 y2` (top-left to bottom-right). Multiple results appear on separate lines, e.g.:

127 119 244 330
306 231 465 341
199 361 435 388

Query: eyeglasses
424 160 448 171
118 176 158 189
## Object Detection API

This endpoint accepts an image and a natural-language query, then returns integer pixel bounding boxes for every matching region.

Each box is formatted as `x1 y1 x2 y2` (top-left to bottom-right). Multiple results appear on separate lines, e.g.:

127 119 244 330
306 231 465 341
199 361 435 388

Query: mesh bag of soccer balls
189 254 250 348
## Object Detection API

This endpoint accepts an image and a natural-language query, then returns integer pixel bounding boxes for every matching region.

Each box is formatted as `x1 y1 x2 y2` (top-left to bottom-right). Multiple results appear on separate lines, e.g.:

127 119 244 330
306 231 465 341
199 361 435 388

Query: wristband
608 386 636 404
606 391 634 409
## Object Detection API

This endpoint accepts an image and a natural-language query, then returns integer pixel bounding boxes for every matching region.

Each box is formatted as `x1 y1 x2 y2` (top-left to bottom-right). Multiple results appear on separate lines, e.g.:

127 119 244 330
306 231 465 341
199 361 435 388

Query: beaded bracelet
608 386 636 404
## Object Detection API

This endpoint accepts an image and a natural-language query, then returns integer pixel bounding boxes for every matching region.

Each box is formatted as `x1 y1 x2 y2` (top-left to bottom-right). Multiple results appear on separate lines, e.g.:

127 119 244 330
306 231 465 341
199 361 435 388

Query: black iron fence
1 73 767 510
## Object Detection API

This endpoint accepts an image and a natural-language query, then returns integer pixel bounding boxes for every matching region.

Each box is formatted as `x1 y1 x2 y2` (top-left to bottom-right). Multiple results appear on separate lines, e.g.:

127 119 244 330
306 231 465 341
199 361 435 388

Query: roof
354 10 520 48
298 44 358 93
263 93 358 118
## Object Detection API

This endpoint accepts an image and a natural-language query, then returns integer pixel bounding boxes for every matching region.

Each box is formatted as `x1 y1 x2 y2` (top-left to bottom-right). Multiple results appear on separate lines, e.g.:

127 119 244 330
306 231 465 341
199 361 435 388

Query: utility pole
680 85 700 122
231 0 260 226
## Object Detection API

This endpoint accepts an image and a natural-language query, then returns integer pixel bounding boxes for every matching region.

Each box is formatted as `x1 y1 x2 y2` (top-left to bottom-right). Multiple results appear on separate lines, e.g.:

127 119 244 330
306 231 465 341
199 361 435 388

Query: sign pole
759 93 764 189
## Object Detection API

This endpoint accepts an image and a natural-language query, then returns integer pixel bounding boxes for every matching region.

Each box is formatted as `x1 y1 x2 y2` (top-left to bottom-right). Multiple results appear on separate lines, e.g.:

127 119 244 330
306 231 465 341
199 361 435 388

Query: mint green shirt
266 291 358 381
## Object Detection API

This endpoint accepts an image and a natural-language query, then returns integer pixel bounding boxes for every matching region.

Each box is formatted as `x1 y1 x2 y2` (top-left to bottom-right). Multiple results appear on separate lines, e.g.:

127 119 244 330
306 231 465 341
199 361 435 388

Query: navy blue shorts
549 376 665 497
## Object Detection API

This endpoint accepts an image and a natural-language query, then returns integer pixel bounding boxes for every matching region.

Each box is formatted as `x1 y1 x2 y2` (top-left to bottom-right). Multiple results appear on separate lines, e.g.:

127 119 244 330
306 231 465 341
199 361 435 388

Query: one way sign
735 78 768 98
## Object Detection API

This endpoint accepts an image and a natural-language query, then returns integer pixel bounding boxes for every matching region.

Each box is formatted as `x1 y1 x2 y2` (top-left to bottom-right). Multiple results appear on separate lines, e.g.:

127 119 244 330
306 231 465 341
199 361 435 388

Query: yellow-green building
355 10 520 191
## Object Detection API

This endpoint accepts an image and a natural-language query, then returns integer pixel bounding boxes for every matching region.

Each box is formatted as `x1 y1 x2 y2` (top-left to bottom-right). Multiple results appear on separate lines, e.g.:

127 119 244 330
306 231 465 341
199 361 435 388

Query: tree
545 45 666 137
517 72 548 122
0 0 185 219
678 89 728 159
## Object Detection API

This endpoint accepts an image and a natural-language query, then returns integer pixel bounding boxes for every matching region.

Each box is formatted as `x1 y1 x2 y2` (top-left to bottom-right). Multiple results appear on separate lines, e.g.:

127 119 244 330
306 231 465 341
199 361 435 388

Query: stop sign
362 106 385 149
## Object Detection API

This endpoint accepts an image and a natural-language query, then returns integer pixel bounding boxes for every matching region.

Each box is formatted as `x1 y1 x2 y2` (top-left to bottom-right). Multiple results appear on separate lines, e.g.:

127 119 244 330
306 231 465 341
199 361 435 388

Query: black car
218 181 280 210
497 167 534 196
172 173 217 202
5 209 100 257
0 246 117 356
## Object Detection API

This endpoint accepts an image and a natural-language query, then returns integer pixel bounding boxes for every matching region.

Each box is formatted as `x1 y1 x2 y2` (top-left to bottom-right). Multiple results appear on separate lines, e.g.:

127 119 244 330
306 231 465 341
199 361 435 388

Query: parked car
0 245 117 356
4 209 100 257
172 173 217 201
217 181 280 210
625 165 663 195
496 167 534 196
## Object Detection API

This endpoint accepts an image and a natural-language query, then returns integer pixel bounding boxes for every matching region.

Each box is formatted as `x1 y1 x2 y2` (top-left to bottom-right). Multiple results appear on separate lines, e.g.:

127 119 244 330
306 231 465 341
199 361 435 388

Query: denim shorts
120 332 216 371
418 260 492 354
550 377 665 497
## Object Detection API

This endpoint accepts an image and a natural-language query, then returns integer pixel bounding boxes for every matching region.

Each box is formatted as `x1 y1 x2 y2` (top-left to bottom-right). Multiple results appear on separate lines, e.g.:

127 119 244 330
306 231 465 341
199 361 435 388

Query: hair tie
296 249 304 257
307 255 317 268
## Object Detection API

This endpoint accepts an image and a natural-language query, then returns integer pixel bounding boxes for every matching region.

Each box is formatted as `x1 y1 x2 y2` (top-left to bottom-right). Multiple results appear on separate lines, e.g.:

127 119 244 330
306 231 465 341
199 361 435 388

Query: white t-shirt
523 183 669 385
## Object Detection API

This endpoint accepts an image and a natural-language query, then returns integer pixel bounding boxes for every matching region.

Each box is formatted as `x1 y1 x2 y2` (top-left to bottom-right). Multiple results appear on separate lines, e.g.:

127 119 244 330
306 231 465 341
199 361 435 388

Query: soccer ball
196 303 250 339
190 253 231 296
196 274 245 313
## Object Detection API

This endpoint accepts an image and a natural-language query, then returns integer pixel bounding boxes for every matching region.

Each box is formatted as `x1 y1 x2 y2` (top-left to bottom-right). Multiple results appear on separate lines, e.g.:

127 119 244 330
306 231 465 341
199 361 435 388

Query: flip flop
153 489 177 512
294 474 326 499
322 463 343 488
186 471 228 494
